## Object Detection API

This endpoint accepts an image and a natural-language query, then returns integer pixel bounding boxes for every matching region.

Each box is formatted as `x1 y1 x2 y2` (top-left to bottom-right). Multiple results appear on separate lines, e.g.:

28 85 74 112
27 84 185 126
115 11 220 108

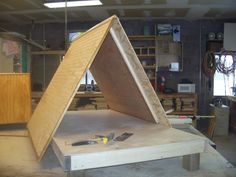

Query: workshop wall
10 18 236 114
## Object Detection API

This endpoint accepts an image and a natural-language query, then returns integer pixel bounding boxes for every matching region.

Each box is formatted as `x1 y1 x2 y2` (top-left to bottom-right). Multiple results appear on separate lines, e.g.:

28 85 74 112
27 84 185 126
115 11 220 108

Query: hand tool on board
114 132 133 141
71 132 115 146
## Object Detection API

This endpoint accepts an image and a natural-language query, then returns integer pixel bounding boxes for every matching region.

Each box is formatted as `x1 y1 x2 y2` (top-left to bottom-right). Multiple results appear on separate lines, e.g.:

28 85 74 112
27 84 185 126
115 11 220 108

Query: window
214 54 236 96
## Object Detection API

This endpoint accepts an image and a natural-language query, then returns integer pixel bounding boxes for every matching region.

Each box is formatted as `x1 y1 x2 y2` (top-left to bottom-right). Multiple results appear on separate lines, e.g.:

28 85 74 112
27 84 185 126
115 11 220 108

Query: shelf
128 35 157 91
137 54 155 57
207 40 223 42
129 35 155 40
169 111 195 115
148 77 156 80
143 65 156 69
158 93 197 115
133 46 155 49
30 50 66 55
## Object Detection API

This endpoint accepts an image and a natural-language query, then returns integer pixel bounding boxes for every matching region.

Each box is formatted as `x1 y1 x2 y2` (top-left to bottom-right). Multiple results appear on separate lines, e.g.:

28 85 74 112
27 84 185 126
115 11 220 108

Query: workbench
0 121 235 177
52 110 205 171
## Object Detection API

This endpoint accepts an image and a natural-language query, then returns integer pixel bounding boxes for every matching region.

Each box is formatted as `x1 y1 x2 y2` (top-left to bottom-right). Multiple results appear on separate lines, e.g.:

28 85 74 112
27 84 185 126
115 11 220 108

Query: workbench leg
67 170 86 177
182 153 200 171
67 171 72 177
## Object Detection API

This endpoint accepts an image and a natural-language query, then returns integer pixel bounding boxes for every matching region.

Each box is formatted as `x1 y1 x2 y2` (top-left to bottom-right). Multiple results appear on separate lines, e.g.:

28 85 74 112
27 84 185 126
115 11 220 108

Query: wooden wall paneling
0 73 31 124
27 16 114 160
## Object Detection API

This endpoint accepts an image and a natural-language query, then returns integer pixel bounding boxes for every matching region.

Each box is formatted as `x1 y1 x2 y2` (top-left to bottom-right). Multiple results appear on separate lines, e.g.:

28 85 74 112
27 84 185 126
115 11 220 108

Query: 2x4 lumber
182 153 200 171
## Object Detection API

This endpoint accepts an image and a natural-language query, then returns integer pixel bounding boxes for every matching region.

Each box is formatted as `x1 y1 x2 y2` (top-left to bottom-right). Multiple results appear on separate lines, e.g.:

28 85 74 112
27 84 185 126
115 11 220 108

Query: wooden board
52 110 206 171
0 129 28 137
0 73 31 124
27 16 114 160
1 134 236 177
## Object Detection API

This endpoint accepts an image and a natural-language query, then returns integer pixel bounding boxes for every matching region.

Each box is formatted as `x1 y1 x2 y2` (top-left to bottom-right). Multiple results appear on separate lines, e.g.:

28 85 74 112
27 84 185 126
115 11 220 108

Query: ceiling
0 0 236 25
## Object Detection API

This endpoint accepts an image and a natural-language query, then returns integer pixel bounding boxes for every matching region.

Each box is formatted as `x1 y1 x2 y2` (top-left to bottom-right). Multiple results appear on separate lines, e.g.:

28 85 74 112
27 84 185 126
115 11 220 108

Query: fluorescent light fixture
44 0 102 8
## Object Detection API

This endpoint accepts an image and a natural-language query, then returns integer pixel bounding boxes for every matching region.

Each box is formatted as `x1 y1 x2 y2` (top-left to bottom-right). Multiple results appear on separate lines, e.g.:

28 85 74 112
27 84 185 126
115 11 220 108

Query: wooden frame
52 110 206 171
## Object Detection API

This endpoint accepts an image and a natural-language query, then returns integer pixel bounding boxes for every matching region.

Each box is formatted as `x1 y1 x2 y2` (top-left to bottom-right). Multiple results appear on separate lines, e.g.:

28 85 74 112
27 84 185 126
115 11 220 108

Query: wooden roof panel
27 16 114 160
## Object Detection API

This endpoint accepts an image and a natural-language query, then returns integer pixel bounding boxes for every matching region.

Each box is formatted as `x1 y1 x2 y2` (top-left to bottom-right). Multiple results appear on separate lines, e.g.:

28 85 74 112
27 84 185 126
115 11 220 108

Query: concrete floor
214 133 236 166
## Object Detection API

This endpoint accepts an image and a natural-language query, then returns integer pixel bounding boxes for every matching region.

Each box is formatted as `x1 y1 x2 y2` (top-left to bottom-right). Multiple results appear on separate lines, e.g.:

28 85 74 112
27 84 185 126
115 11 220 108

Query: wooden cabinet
156 35 182 71
0 74 31 124
128 35 183 90
158 93 197 115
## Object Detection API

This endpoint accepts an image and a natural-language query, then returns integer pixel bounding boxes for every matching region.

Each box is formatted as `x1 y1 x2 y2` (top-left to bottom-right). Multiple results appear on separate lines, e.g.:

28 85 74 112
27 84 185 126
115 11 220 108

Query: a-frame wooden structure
27 16 206 171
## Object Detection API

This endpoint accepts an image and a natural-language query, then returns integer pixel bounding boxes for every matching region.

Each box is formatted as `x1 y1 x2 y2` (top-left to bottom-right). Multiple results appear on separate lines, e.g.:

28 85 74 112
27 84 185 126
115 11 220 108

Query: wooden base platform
52 110 207 171
1 125 235 177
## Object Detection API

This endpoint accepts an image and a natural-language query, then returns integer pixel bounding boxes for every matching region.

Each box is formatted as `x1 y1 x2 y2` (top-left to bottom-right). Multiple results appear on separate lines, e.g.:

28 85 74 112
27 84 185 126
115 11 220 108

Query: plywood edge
51 138 70 171
0 129 28 137
28 74 32 121
109 18 170 127
72 15 118 43
27 16 115 161
57 139 206 171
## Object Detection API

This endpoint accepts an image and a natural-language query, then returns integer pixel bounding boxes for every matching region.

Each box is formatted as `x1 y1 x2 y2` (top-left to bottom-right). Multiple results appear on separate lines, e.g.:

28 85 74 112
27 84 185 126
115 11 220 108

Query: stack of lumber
77 97 108 110
176 98 182 111
181 98 195 111
68 98 80 110
78 104 96 110
91 97 108 110
161 98 174 111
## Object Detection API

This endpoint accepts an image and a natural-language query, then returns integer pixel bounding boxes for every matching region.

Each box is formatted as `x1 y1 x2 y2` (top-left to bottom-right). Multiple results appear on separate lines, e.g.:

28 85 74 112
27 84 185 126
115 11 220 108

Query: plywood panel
109 19 170 127
90 33 155 122
0 74 31 124
52 110 206 171
27 16 114 160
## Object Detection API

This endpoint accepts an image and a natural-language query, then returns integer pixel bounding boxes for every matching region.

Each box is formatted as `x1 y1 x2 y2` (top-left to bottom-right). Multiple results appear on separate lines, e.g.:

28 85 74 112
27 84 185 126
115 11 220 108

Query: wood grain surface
109 19 170 127
52 110 206 171
0 73 31 124
27 16 114 160
90 33 156 122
